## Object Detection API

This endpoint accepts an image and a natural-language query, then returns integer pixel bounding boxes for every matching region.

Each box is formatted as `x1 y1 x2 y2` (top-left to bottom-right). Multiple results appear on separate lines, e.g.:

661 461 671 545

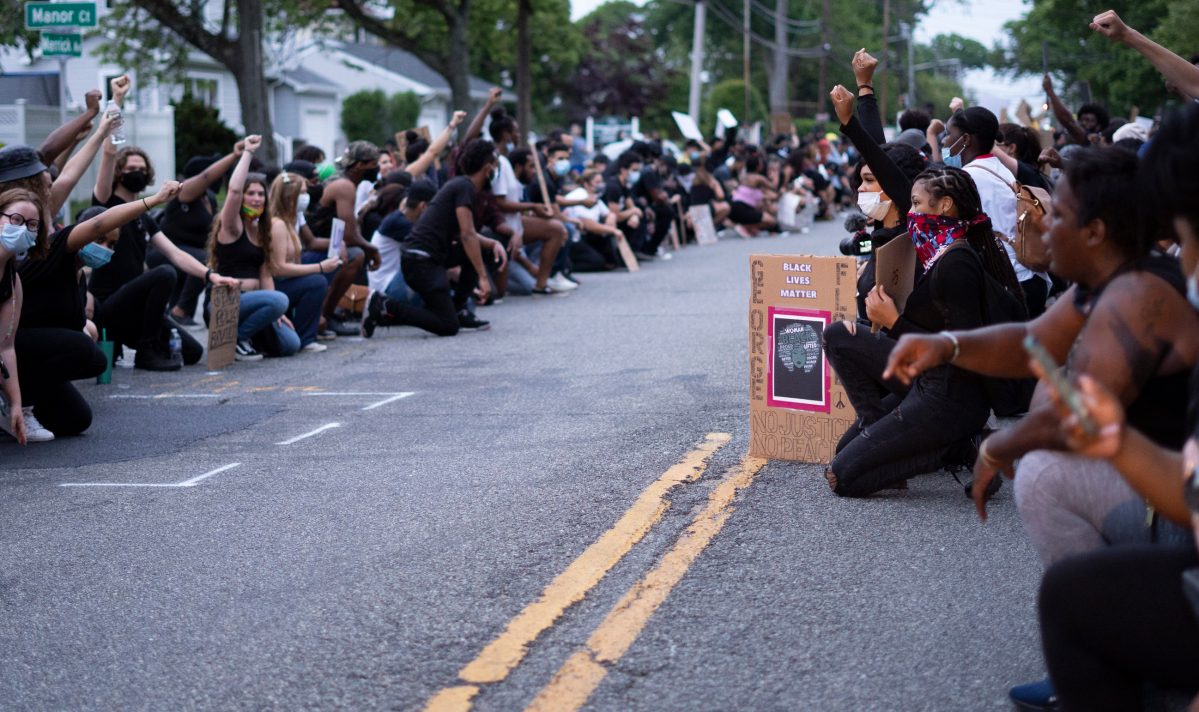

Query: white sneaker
548 274 579 292
300 342 328 353
0 399 55 442
22 408 54 442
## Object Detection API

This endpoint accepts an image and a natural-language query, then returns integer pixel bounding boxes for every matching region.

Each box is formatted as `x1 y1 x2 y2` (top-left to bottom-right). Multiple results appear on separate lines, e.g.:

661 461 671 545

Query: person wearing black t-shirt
92 141 232 370
602 152 648 263
631 149 679 259
151 141 245 325
361 140 508 338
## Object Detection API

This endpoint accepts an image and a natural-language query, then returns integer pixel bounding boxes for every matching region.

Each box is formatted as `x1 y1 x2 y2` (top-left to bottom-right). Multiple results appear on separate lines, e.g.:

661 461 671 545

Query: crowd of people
2 6 1198 710
818 9 1199 712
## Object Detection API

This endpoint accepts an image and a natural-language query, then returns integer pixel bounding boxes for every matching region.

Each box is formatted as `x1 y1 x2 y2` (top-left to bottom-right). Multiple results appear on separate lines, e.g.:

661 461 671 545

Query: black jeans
95 265 203 364
824 320 991 496
381 255 477 336
644 202 674 254
1040 545 1199 711
14 328 106 436
146 244 207 318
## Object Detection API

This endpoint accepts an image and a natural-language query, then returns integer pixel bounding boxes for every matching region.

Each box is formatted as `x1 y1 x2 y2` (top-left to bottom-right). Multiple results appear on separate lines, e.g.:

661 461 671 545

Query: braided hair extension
914 166 1027 313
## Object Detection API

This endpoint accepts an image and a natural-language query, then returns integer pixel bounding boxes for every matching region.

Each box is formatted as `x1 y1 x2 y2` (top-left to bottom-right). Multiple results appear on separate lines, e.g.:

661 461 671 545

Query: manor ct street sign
25 2 97 29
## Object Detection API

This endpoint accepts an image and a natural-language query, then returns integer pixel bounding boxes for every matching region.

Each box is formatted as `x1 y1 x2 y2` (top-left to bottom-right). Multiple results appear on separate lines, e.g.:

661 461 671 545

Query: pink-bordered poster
766 306 831 412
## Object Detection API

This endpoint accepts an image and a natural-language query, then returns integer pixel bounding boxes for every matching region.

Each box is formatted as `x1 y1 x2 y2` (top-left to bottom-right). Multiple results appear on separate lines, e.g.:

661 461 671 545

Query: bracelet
318 263 324 274
938 330 960 363
204 268 213 284
857 84 874 91
142 197 150 211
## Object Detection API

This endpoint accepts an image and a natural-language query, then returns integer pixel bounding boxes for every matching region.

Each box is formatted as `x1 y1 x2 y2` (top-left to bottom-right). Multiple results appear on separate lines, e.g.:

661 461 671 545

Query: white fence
0 101 176 212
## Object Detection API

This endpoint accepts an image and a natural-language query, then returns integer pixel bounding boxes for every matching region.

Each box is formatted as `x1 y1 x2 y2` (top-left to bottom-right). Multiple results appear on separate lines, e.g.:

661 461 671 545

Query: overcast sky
569 0 1045 116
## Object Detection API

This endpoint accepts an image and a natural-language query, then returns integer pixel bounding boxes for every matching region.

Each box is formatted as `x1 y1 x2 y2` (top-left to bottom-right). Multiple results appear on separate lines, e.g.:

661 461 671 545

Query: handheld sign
526 138 554 213
327 217 345 259
207 285 241 370
688 205 718 246
671 111 704 142
749 254 857 463
871 233 915 333
614 232 640 272
717 108 738 129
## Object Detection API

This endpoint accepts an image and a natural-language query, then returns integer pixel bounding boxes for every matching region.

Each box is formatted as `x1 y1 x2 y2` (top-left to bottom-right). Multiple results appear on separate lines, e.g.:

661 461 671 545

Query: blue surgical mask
689 151 702 162
553 159 570 177
0 223 36 255
627 170 642 185
1188 274 1199 310
505 142 515 153
941 136 965 169
79 242 114 269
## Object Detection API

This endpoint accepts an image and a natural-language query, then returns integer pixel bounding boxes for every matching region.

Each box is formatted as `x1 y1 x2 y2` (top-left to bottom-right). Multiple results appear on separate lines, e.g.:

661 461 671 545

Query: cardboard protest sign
689 205 718 246
871 233 915 332
749 254 857 463
207 285 241 370
615 232 640 272
672 111 704 141
328 217 346 259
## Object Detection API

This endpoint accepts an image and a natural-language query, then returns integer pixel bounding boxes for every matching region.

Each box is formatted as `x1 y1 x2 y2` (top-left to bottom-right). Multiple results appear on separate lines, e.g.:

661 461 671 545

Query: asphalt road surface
1 219 1043 711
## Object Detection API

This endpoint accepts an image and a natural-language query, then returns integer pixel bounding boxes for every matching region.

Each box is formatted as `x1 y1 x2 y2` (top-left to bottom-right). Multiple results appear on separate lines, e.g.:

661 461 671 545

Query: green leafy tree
0 0 40 57
997 0 1197 114
341 89 423 145
702 80 768 132
171 92 238 170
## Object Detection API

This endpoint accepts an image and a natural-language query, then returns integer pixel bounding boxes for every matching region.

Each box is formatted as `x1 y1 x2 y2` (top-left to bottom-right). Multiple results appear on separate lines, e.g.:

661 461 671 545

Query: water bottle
106 100 126 145
169 328 182 360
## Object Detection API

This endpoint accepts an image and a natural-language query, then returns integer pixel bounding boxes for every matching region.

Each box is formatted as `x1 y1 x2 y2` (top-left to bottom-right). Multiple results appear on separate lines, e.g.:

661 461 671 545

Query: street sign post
24 2 96 29
40 32 82 57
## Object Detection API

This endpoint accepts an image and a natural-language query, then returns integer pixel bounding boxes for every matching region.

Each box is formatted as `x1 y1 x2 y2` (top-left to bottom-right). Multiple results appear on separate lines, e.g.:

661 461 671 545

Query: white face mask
856 191 892 221
1187 274 1199 311
297 193 311 212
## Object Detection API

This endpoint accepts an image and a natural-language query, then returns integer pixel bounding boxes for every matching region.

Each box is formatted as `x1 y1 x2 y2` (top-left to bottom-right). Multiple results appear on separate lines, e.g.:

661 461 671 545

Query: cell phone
1023 333 1099 437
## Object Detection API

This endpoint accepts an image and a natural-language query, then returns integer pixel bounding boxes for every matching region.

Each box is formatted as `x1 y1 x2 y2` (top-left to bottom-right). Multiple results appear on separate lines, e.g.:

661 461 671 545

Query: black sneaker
457 310 490 331
168 313 198 328
134 348 183 372
234 340 264 362
326 318 360 337
361 293 386 339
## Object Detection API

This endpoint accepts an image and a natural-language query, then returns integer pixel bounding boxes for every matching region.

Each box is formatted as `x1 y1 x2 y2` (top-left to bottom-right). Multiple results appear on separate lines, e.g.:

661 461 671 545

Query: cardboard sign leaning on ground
207 285 241 370
689 205 718 246
749 254 857 463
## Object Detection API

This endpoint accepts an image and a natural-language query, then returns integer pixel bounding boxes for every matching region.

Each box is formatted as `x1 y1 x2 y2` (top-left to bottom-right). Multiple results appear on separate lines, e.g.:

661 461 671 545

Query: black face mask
360 167 379 183
120 170 149 193
307 184 324 209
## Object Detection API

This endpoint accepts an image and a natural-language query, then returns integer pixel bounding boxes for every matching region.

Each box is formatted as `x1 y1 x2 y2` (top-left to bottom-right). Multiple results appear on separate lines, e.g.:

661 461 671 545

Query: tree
338 0 476 120
95 0 332 163
703 79 767 131
0 0 40 57
172 92 238 170
996 0 1196 115
341 89 422 145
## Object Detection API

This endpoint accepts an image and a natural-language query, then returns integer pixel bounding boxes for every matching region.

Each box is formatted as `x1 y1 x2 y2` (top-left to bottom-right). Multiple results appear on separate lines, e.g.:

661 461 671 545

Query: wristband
142 198 151 211
979 438 1004 468
857 84 874 91
204 268 213 284
938 330 960 363
318 262 324 274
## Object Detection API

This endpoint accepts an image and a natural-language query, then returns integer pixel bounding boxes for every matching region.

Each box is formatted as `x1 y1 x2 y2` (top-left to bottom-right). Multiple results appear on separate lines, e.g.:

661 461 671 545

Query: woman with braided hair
823 163 1030 498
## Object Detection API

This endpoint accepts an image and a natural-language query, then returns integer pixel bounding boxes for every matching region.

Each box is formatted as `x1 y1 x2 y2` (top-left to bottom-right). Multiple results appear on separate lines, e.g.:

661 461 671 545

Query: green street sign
25 2 97 29
40 32 82 57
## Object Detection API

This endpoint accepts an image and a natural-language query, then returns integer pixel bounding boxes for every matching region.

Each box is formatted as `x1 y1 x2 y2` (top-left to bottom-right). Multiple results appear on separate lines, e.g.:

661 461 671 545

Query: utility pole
816 0 829 115
516 0 531 144
742 0 750 119
880 0 890 118
688 0 706 123
769 0 788 114
905 23 916 109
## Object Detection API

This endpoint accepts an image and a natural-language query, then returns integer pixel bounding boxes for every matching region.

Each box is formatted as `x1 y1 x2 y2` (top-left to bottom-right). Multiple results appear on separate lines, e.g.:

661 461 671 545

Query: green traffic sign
25 2 97 29
40 32 82 57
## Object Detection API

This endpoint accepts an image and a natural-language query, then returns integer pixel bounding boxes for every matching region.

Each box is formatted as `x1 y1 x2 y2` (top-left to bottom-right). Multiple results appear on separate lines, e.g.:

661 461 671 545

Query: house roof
333 42 506 99
279 66 340 95
0 73 60 106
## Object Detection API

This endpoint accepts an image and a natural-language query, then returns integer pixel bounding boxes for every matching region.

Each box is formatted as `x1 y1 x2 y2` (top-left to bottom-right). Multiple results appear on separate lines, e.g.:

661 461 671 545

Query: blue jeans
238 290 288 342
275 273 327 346
302 247 365 285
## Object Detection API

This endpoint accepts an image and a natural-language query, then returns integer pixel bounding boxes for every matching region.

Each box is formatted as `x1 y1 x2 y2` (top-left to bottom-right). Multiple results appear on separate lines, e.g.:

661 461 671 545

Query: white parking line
360 392 415 410
277 422 341 445
60 462 241 489
108 394 222 399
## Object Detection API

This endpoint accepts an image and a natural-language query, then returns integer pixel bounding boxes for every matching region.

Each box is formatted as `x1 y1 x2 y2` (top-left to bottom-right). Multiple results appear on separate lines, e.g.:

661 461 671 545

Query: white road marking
108 394 222 399
276 422 341 445
60 462 241 489
360 392 415 411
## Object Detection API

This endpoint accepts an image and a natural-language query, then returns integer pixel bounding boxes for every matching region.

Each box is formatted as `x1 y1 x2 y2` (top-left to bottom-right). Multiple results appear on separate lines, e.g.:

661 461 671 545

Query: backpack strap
969 163 1018 194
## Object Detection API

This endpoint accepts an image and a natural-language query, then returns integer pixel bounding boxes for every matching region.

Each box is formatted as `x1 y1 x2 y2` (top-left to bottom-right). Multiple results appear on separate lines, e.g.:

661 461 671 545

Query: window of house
183 77 220 107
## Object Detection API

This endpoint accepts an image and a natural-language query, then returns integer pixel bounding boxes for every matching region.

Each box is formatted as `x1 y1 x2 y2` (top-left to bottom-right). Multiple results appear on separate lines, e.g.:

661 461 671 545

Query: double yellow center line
424 433 768 712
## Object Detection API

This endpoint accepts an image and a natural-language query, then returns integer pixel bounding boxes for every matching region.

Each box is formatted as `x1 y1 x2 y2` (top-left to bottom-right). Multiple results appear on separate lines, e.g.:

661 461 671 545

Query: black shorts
729 201 763 225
